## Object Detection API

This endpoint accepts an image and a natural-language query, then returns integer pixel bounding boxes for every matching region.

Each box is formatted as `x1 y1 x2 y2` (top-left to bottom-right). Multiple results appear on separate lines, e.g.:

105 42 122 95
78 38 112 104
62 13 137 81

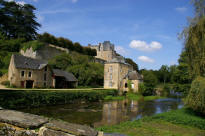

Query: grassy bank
0 89 118 109
97 108 205 136
104 93 165 101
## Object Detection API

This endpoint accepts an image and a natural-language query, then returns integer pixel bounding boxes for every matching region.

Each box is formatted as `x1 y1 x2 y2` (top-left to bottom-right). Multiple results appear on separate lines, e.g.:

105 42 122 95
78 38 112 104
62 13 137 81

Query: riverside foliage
0 89 118 109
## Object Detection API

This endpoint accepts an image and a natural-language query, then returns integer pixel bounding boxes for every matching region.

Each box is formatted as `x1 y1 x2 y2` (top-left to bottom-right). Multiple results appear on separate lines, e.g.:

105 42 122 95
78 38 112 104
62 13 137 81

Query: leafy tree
158 65 170 84
141 70 158 96
0 0 40 40
125 58 139 72
186 76 205 115
38 33 97 56
48 53 72 70
0 32 25 52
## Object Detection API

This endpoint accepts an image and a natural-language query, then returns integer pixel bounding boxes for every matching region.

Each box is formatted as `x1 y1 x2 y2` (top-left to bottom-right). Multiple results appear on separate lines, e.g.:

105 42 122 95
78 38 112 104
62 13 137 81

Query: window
21 71 25 77
131 83 134 89
44 82 46 87
110 74 112 80
109 66 113 72
45 66 47 72
28 71 32 77
125 83 128 88
44 73 47 81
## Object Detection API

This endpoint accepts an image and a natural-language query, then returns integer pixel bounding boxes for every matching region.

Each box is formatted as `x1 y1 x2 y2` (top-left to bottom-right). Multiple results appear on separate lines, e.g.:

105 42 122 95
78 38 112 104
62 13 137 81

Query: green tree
141 70 158 96
125 58 139 72
0 0 40 40
186 76 205 115
158 65 170 84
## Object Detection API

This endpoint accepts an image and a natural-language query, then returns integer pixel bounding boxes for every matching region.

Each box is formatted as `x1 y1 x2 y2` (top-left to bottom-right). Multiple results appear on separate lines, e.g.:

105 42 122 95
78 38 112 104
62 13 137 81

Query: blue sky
11 0 194 70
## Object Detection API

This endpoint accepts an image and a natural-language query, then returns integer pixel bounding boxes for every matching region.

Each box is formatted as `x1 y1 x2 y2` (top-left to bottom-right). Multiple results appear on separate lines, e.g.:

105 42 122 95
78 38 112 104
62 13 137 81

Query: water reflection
20 98 183 127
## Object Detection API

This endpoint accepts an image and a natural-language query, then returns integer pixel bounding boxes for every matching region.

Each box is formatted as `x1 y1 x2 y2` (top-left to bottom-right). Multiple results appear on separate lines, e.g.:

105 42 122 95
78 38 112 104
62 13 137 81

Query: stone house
88 41 117 62
104 57 143 92
8 54 77 88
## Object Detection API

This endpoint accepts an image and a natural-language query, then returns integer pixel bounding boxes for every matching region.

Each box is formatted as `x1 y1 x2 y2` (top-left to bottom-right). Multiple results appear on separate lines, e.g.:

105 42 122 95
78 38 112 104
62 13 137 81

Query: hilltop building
88 41 117 62
8 54 77 88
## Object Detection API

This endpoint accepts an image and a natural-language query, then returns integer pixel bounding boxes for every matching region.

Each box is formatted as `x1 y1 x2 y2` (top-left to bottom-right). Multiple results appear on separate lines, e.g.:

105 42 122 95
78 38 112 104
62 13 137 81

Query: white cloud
138 56 154 63
71 0 78 3
129 40 162 52
175 7 187 13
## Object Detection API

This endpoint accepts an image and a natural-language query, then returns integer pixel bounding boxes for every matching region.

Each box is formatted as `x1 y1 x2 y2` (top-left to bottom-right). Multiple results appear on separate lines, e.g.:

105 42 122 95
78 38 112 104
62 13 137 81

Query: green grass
143 96 166 101
104 93 164 101
97 108 205 136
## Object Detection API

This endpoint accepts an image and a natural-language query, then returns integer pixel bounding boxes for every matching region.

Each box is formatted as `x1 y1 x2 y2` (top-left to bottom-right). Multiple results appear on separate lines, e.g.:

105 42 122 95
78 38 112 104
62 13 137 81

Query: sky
8 0 194 70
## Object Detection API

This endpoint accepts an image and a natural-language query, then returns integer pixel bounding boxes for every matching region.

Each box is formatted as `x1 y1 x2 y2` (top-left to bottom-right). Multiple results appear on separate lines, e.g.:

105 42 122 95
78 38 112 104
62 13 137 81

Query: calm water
20 98 183 127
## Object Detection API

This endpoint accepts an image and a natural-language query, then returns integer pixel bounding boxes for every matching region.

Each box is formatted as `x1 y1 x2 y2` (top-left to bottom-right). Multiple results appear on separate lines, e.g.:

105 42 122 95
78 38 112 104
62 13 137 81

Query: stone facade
88 41 117 62
104 62 133 90
104 58 143 92
8 54 78 89
8 55 53 88
20 44 69 61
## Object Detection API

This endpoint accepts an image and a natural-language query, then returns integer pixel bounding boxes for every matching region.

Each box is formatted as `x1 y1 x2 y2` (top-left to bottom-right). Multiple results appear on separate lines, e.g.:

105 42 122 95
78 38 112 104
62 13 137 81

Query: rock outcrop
0 109 101 136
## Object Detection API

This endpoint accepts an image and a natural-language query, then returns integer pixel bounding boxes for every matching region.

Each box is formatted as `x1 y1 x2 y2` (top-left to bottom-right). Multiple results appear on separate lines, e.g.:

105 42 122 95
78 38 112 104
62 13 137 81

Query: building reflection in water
94 98 183 127
94 100 140 127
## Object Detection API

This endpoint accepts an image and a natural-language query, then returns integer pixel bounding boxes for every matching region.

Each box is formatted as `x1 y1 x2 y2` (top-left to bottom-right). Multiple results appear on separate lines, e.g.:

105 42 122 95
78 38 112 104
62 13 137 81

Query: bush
172 83 190 96
185 77 205 115
0 89 118 109
138 83 146 95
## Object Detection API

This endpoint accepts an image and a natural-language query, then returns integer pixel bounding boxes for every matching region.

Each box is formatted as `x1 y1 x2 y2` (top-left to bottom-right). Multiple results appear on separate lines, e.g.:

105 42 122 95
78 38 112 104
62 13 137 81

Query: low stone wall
0 108 102 136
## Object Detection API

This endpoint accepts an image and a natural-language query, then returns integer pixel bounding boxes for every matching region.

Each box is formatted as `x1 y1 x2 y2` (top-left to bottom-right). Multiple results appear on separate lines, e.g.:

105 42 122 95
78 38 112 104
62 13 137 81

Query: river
20 98 183 127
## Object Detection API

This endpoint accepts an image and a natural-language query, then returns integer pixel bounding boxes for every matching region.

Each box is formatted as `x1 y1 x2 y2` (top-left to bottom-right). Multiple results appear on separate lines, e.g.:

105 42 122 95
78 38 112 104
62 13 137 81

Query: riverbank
0 89 118 109
97 108 205 136
104 93 165 101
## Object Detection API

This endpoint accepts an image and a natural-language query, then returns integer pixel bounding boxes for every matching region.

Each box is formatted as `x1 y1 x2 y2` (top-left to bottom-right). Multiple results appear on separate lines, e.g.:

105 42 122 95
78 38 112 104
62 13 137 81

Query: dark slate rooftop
53 69 78 82
13 54 47 70
124 71 143 80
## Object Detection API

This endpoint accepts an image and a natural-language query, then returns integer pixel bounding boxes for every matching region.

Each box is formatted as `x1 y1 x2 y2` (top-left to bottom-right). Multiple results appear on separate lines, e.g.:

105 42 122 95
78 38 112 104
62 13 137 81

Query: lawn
97 108 205 136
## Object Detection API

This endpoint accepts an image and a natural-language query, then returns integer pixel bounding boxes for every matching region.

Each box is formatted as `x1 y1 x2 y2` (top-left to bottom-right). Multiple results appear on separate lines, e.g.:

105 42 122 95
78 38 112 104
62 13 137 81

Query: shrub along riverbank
0 89 118 109
97 108 205 136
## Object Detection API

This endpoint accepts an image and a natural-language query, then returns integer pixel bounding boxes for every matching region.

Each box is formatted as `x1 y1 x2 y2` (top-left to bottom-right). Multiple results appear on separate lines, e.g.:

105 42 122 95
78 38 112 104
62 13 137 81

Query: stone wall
20 44 69 61
0 108 102 136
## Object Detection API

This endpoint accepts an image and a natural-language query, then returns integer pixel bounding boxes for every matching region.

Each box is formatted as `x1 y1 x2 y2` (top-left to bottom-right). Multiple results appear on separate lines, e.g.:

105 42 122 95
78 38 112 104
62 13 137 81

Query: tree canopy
0 0 40 40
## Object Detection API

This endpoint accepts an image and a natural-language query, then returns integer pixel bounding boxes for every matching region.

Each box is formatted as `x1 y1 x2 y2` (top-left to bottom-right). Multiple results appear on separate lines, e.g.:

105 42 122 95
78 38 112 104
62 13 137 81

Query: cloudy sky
9 0 194 70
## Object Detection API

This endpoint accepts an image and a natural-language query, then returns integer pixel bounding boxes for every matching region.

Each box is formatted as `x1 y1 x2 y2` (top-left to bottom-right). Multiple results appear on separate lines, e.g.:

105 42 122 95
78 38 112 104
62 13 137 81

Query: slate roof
13 54 47 70
124 71 143 80
53 69 78 82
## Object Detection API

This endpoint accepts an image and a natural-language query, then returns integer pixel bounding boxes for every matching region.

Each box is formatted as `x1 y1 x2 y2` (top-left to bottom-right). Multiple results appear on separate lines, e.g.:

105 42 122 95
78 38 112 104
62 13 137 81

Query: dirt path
0 84 6 89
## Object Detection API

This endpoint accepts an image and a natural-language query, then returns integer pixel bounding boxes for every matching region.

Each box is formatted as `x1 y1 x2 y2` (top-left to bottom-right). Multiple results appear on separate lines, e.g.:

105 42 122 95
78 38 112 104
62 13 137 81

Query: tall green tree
0 0 40 40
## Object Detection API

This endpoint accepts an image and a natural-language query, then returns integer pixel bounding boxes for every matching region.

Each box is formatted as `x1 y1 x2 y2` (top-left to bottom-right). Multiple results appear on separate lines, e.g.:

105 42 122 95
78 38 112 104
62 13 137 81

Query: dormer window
21 71 25 77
